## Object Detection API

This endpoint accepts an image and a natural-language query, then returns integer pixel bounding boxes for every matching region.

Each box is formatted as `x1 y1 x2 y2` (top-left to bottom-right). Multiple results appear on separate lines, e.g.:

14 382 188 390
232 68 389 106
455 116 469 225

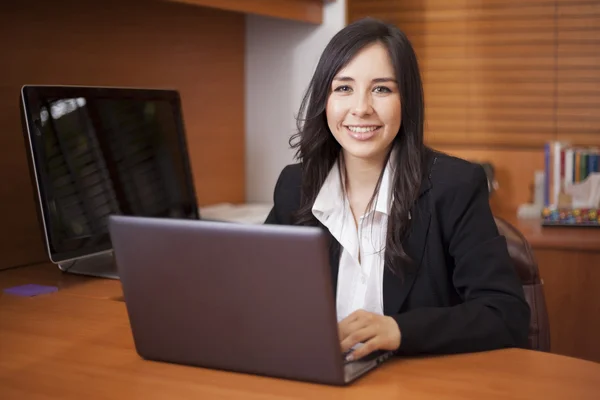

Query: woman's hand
338 309 401 361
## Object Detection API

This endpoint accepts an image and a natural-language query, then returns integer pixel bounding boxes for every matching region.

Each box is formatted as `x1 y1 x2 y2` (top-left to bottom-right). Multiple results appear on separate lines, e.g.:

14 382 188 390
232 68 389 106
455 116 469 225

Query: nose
351 91 373 117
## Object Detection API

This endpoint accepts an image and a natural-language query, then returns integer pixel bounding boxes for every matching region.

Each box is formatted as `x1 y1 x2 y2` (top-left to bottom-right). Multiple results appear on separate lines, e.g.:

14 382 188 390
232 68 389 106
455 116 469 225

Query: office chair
494 216 551 352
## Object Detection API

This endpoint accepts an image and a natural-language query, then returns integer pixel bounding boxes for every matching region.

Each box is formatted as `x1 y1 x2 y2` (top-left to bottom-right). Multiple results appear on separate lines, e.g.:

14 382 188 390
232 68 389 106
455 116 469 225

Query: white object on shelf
517 170 546 220
564 172 600 209
199 203 273 225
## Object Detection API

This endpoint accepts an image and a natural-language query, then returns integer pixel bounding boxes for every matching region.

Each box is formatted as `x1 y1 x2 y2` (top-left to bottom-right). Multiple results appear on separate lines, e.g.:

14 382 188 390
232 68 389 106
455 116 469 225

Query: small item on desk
3 284 58 297
517 170 545 220
540 173 600 226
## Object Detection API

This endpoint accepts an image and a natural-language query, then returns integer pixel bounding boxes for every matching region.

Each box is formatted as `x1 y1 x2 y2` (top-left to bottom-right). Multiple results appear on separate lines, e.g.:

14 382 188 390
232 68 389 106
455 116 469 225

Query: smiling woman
265 17 531 362
327 42 401 165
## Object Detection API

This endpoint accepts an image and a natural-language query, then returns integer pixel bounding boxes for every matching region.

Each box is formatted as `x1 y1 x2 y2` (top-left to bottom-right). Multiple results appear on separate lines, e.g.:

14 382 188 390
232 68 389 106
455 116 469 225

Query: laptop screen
20 86 199 263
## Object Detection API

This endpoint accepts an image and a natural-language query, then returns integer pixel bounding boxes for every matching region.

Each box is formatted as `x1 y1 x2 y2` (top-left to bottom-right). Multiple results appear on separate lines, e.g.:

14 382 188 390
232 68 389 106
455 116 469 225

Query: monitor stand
57 251 119 279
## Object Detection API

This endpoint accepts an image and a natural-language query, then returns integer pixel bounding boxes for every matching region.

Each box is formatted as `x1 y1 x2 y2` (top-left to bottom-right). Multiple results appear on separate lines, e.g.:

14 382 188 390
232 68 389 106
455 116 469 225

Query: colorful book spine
544 142 550 206
543 142 600 208
575 151 581 182
581 152 589 181
589 153 599 176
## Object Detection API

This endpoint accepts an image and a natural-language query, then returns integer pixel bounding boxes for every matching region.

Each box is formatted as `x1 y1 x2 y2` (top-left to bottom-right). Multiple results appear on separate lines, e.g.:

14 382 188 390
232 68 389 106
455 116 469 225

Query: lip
344 125 381 141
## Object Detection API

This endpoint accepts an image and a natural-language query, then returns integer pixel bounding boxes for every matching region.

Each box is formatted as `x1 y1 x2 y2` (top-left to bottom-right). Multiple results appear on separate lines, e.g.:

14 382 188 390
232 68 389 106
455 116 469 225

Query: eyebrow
333 76 397 83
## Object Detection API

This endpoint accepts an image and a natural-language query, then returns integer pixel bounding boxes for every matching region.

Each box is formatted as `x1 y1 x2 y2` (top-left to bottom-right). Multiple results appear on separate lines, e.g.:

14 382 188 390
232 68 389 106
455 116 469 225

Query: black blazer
265 149 531 356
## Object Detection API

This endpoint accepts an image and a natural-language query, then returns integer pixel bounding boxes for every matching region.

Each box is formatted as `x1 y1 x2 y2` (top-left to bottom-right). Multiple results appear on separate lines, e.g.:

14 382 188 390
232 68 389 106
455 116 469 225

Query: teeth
347 126 379 133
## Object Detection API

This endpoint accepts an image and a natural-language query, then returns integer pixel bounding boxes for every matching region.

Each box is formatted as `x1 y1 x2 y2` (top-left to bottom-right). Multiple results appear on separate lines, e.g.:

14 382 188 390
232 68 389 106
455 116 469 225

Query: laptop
20 85 199 278
108 215 394 385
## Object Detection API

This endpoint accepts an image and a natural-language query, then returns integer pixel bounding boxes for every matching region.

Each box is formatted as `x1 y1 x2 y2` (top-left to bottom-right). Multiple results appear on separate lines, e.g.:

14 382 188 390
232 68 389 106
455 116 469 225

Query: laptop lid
108 215 349 385
20 85 199 266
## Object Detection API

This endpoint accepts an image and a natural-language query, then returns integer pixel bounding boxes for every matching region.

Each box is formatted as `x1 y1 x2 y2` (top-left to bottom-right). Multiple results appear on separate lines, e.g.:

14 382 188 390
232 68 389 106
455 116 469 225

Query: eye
333 85 352 93
373 86 392 94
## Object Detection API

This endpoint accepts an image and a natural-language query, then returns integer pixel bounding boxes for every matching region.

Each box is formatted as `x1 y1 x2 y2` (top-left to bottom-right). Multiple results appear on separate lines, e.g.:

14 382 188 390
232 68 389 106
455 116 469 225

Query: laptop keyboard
343 349 393 364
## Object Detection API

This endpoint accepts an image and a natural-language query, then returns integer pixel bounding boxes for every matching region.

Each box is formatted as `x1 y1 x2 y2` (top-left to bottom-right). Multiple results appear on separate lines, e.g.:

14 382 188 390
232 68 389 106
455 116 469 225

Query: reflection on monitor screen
21 86 199 263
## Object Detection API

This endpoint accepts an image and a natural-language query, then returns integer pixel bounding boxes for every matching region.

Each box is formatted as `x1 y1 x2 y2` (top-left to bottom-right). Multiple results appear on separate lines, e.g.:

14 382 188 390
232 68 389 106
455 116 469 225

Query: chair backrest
494 216 551 352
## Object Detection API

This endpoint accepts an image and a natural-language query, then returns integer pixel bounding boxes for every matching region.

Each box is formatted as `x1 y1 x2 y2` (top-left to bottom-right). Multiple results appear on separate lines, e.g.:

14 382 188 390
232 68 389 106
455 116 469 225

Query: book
543 141 600 211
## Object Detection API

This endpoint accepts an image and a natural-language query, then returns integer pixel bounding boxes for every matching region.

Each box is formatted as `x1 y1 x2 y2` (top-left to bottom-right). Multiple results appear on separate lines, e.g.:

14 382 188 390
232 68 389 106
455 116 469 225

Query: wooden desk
512 218 600 252
505 218 600 364
0 263 123 300
1 267 600 399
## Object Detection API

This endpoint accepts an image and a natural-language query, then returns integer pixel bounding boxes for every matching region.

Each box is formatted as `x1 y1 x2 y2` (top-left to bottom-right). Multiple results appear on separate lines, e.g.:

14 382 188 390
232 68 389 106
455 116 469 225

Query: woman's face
326 42 401 165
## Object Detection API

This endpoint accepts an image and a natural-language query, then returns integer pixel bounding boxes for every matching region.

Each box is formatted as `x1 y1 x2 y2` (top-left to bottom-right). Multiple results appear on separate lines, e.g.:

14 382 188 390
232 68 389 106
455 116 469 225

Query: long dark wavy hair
289 17 427 275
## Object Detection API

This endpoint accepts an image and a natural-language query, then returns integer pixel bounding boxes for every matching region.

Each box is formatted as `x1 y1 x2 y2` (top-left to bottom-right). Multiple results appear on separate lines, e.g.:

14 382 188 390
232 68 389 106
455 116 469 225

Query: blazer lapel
327 190 433 315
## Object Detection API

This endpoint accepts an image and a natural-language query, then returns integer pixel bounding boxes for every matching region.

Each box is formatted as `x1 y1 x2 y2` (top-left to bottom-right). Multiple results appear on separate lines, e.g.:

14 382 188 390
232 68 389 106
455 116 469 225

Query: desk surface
502 217 600 252
2 265 600 399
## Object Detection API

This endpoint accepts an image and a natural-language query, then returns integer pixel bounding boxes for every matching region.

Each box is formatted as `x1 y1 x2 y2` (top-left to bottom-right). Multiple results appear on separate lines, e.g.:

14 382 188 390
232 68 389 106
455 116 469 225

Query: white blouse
311 157 394 322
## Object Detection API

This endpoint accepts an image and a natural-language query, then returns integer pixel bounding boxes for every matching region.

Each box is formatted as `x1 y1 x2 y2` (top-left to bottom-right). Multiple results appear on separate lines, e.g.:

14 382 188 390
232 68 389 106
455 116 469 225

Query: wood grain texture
0 273 599 399
165 0 324 23
511 218 600 252
0 1 245 270
349 0 554 147
532 247 600 363
557 1 600 140
433 145 545 216
348 0 600 147
0 263 124 300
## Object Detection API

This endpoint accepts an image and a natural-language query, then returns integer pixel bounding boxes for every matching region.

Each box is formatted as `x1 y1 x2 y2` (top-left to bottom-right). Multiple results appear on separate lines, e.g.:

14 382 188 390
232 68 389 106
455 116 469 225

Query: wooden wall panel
349 0 600 147
350 0 558 148
435 146 545 215
557 2 600 141
165 0 325 23
0 1 245 270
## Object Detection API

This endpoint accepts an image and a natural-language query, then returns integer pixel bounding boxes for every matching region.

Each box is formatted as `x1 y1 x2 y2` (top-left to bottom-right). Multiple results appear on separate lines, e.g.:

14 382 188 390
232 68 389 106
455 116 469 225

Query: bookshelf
543 141 600 226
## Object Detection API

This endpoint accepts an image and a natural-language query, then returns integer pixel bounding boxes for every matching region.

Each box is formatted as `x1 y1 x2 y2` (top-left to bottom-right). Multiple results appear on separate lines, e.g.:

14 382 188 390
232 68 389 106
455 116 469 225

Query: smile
344 125 382 141
345 125 381 133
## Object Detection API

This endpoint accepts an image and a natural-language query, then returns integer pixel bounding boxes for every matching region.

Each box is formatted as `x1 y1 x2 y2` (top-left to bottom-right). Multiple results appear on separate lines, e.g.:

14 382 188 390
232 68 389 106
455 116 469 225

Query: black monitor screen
21 86 199 263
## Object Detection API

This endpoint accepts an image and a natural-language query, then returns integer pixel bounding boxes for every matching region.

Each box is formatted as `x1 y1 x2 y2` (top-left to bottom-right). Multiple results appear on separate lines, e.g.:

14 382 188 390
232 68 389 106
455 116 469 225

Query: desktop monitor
20 85 199 277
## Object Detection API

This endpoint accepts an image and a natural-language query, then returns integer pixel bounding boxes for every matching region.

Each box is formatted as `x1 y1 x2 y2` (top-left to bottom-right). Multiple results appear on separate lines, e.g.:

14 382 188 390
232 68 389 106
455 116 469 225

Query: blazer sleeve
393 165 531 355
264 164 300 225
264 170 283 224
264 177 282 225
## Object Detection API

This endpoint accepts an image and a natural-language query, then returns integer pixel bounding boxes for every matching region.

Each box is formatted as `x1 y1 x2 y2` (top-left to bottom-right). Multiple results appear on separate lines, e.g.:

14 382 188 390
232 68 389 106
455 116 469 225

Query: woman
265 17 530 361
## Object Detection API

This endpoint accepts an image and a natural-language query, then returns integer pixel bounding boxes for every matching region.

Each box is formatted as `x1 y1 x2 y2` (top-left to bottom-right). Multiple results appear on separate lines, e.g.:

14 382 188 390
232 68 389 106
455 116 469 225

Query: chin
341 143 387 162
334 129 394 163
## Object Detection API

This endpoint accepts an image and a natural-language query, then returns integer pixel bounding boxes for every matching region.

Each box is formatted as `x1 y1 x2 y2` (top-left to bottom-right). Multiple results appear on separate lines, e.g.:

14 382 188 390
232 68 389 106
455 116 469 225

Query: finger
348 337 380 361
347 309 369 321
339 318 370 341
342 309 368 325
338 312 368 341
339 321 368 344
340 326 376 353
338 320 350 342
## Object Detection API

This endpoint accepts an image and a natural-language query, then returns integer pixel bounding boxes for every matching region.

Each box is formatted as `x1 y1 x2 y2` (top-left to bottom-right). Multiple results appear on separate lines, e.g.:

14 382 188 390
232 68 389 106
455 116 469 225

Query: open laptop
20 85 199 278
108 215 394 385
